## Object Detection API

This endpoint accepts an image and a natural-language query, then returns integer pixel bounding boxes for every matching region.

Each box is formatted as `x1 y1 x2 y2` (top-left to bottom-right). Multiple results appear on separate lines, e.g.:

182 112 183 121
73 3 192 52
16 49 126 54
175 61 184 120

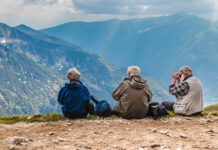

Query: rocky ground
0 116 217 150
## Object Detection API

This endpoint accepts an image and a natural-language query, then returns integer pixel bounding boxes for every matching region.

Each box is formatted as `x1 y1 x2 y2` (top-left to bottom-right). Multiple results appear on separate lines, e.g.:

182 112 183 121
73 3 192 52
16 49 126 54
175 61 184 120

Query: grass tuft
0 104 217 124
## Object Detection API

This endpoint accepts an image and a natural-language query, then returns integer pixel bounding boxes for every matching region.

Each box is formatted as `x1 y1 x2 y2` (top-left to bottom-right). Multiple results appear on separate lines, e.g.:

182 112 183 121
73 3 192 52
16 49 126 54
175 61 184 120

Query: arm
169 82 190 97
58 87 66 105
112 82 125 101
84 86 91 101
144 83 152 102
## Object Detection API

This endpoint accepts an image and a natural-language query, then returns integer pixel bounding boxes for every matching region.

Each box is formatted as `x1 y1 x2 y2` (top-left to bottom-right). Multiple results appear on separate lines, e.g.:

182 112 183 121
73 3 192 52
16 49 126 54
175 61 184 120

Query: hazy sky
0 0 218 29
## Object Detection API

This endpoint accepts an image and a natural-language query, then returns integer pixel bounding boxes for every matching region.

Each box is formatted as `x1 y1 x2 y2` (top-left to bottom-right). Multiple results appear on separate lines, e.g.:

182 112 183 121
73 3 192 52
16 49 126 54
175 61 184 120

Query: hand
173 73 179 79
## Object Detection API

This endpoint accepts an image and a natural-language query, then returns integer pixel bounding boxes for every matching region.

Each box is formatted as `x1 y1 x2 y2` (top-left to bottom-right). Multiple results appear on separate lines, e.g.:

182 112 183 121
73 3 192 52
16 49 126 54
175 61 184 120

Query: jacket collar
183 75 193 81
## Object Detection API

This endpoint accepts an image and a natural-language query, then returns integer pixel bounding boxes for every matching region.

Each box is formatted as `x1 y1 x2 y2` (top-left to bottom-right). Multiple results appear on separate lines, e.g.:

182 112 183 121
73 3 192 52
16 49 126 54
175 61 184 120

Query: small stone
184 117 192 120
160 130 169 135
3 136 28 146
180 134 187 138
29 138 34 142
151 128 157 132
151 143 161 148
93 131 99 135
176 148 183 150
166 132 172 137
201 145 209 149
27 116 32 120
125 128 130 131
9 145 16 150
49 132 54 135
68 128 72 131
207 120 214 123
207 129 215 133
67 122 73 125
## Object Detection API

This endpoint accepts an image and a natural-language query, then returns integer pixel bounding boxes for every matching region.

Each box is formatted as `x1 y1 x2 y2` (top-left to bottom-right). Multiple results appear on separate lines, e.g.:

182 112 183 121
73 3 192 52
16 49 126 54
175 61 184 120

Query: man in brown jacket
112 66 152 119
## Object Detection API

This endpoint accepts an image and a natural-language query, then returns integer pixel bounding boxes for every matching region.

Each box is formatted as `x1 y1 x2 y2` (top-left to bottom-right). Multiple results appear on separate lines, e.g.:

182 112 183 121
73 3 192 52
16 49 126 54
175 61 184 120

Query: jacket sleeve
58 87 66 105
112 82 125 101
144 83 152 102
169 82 189 97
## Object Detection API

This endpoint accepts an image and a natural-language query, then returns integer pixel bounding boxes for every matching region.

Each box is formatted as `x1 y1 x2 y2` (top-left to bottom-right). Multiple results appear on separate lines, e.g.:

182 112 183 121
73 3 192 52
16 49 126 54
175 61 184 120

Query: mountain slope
41 14 218 105
0 23 169 116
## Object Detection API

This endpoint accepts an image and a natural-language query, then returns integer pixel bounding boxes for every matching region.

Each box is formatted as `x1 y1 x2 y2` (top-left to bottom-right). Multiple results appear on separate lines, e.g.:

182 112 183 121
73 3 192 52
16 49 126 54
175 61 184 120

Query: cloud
0 0 217 29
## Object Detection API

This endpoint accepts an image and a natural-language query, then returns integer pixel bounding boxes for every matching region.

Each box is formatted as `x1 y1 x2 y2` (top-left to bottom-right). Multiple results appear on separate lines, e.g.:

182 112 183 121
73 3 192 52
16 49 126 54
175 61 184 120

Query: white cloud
0 0 77 29
0 0 218 29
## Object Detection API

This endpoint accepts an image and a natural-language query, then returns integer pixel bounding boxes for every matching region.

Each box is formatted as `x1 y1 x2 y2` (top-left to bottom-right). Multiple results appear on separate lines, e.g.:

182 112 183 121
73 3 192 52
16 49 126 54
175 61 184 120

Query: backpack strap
90 96 99 104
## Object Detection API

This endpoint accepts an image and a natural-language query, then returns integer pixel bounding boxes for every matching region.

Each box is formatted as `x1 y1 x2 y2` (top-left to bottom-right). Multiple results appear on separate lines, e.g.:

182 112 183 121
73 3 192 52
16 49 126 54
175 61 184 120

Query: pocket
174 104 187 114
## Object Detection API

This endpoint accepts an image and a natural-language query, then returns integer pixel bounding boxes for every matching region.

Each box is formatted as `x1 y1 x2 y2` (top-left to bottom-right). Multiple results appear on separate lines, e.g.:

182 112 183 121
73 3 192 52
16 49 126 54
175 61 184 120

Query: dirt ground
0 116 217 150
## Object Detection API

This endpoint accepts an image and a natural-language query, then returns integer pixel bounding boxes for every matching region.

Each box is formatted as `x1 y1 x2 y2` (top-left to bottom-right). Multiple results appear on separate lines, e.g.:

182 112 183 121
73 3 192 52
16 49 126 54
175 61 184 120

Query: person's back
112 66 152 119
163 66 204 116
174 76 203 115
58 68 91 119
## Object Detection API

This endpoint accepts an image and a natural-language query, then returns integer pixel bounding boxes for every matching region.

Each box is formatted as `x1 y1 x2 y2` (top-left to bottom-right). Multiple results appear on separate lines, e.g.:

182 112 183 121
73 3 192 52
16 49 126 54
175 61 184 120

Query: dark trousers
161 101 175 111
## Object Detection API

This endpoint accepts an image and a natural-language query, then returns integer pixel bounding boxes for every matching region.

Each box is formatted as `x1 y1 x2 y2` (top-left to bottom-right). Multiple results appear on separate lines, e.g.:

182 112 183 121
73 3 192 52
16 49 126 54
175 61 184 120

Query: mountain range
41 14 218 105
0 23 169 116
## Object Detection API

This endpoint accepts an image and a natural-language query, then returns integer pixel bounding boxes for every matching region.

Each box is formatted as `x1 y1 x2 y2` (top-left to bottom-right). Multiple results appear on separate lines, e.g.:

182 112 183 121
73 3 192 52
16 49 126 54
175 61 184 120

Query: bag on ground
90 96 112 117
148 102 169 119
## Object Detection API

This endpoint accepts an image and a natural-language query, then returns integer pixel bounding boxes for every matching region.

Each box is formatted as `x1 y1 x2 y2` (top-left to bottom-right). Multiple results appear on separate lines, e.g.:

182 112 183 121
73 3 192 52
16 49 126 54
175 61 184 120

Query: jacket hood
125 75 146 89
65 80 82 89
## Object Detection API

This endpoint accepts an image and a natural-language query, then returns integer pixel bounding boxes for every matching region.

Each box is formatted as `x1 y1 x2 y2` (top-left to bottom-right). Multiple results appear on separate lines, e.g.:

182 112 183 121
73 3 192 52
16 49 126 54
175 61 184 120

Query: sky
0 0 218 29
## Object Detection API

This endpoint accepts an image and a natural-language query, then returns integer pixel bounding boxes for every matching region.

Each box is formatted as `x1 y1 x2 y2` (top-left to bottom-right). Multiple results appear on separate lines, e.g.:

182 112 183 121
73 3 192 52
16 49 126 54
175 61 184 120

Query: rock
68 128 72 131
176 148 183 150
9 145 16 150
93 131 99 135
151 128 157 132
67 122 73 125
184 117 192 120
49 132 54 135
28 138 34 142
207 129 215 134
151 143 161 148
125 128 130 131
201 145 209 149
180 134 187 138
166 132 172 137
3 136 28 145
207 120 214 123
27 116 32 120
160 130 171 136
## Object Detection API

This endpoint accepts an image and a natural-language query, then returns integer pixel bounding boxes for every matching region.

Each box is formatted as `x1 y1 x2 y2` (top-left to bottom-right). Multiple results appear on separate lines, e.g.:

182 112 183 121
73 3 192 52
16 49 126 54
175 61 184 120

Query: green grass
0 113 120 124
0 104 217 124
0 113 68 124
204 104 218 112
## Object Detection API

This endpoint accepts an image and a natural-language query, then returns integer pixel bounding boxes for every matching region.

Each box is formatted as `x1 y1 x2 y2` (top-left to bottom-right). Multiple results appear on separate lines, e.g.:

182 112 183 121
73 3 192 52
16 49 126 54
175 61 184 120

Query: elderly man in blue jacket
58 68 93 119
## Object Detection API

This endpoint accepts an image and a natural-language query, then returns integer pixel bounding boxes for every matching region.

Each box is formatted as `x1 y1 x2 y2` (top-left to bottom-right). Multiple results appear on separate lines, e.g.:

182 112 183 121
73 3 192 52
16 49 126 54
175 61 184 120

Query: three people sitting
58 65 203 119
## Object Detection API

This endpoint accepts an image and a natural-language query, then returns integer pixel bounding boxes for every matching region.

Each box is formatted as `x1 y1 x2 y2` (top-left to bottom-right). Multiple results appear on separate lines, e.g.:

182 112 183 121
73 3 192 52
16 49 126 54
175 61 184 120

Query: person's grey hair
179 66 193 76
66 67 82 80
127 66 140 76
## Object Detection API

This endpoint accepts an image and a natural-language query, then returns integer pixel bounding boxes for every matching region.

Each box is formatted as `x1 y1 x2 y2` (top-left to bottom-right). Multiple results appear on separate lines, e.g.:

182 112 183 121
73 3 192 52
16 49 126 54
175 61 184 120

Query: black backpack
148 102 169 119
91 96 112 117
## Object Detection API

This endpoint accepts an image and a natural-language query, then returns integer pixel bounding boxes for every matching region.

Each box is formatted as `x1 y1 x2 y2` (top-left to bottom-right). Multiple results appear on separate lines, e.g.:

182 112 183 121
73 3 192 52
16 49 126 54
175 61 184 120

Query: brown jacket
112 75 152 119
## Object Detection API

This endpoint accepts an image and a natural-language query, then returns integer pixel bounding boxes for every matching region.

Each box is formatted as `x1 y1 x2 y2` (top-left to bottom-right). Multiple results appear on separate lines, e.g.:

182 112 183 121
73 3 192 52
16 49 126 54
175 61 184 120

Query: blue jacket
58 81 91 119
